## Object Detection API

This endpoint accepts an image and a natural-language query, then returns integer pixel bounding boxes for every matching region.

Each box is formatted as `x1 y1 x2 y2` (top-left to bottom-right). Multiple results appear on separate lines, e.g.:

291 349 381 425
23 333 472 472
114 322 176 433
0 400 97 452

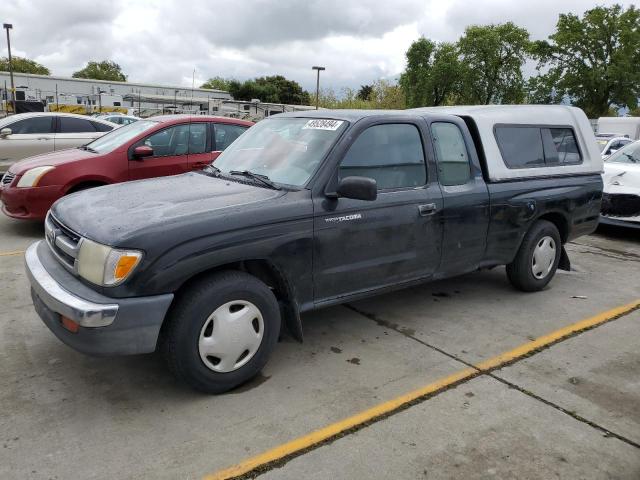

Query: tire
506 220 561 292
160 271 281 394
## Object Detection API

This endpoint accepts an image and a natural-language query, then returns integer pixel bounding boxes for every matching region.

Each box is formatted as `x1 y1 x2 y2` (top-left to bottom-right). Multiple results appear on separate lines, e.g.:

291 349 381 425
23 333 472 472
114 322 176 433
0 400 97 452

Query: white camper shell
597 117 640 141
414 105 602 182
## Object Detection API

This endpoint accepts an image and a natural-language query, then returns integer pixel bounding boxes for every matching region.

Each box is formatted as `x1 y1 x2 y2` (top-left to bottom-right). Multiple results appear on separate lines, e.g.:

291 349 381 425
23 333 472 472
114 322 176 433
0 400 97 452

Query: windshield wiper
229 170 282 190
78 145 98 153
623 153 638 163
203 164 221 177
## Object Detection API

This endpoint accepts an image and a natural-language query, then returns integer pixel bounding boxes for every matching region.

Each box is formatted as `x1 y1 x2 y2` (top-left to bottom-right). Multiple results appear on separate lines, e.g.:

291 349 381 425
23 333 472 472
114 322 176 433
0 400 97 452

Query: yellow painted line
205 299 640 480
0 250 24 257
474 298 640 371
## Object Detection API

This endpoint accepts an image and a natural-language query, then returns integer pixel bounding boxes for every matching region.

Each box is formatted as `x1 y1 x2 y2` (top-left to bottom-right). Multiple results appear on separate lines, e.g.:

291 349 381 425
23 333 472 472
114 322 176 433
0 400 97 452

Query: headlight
17 166 56 187
77 238 142 286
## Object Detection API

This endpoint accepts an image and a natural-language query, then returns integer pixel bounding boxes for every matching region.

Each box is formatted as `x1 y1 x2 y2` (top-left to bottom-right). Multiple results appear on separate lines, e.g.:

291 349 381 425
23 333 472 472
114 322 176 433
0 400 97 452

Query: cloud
0 0 636 93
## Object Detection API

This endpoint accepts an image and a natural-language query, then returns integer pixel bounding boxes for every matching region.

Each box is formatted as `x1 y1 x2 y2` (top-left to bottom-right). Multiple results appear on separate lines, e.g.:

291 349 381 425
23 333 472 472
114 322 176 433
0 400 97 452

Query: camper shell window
494 124 583 169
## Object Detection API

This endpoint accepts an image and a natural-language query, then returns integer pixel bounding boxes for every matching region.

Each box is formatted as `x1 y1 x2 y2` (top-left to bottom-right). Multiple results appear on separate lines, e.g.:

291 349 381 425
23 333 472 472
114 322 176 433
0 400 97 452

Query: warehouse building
0 71 316 119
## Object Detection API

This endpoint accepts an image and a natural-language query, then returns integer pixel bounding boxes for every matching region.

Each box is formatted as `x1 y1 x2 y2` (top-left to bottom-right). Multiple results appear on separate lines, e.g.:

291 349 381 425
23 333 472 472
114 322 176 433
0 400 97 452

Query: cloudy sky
1 0 634 92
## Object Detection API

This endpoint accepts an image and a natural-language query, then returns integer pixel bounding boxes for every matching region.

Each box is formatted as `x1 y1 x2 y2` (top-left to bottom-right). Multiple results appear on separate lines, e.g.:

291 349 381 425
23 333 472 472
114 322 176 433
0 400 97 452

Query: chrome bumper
25 242 117 327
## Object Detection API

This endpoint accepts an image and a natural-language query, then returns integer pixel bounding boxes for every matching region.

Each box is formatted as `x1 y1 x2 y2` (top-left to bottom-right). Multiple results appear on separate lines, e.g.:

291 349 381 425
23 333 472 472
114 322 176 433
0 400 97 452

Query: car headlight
77 238 143 286
17 166 56 187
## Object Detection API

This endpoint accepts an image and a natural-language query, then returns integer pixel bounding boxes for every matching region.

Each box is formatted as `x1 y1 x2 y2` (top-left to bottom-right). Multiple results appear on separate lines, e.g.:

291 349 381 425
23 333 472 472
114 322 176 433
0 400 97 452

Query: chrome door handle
418 203 437 216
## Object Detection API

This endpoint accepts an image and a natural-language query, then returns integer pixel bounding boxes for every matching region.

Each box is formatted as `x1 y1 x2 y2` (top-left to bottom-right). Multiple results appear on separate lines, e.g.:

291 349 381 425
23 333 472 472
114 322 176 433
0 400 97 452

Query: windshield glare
213 117 347 187
85 120 158 153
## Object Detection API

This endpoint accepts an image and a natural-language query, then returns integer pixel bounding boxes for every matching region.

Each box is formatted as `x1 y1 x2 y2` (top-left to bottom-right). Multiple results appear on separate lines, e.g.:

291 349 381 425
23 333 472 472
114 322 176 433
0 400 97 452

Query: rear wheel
506 220 561 292
161 271 281 393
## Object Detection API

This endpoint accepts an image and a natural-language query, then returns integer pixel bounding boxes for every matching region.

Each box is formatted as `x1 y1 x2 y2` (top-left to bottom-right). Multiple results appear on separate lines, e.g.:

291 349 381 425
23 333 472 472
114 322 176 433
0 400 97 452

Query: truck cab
25 106 603 393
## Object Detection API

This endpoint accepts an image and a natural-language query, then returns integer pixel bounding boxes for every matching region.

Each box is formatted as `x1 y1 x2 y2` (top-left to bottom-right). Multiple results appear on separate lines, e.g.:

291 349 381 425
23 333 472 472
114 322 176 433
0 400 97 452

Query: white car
96 114 140 126
596 133 633 159
0 112 117 167
601 140 640 228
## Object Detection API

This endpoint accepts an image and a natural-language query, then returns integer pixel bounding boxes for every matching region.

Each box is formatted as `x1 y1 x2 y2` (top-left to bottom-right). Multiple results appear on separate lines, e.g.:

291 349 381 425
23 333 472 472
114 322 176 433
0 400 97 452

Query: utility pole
3 23 16 114
312 66 325 110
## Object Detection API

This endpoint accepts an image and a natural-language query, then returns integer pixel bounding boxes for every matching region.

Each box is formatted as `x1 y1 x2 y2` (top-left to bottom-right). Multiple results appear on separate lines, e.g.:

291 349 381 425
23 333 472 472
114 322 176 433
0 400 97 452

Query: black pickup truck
25 106 603 393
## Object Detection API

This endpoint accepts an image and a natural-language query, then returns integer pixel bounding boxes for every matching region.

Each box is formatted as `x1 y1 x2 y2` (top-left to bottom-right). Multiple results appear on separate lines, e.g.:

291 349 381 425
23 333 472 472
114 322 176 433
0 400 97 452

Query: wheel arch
64 178 111 194
171 259 303 342
536 211 570 244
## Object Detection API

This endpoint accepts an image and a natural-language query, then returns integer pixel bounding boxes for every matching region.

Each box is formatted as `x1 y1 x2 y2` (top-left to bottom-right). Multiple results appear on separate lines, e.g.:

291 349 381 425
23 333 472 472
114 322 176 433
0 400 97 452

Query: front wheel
506 220 561 292
161 271 281 393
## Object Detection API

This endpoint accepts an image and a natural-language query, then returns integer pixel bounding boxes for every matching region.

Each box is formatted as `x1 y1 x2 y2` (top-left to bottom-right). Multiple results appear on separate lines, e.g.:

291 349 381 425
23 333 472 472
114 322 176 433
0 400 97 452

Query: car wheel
506 220 561 292
161 271 281 393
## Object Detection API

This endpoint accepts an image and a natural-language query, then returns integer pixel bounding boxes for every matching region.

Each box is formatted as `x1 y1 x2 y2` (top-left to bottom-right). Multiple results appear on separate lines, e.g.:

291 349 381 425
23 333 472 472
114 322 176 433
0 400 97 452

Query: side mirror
336 176 377 201
0 127 12 137
133 145 154 158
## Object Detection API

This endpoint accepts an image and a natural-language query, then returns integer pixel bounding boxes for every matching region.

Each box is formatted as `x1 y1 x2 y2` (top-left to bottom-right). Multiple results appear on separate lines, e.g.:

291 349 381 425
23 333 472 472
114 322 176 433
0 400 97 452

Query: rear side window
188 123 208 154
431 122 471 186
213 124 248 151
59 117 99 133
543 128 581 164
339 123 426 190
496 125 582 168
495 126 544 168
92 121 114 132
8 116 54 134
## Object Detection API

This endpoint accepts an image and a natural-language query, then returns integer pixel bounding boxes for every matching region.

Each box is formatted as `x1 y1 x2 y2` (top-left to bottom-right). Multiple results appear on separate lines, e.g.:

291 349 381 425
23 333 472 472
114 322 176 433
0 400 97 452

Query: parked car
596 133 633 158
97 114 140 126
600 139 640 228
0 112 117 165
24 106 602 393
0 115 253 220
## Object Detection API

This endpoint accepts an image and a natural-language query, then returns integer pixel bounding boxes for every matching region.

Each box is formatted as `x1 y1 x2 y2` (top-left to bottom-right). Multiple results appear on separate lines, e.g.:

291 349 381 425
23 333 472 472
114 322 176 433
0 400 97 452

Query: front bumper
0 184 63 220
25 241 174 356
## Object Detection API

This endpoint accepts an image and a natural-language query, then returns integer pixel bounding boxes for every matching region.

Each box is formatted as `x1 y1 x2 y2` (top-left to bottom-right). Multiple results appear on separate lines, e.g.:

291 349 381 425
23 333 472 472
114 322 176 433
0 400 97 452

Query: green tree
318 79 404 110
457 22 530 104
399 38 461 107
531 5 640 118
357 84 374 101
226 75 311 105
200 76 235 91
72 60 127 82
525 70 564 104
0 56 50 75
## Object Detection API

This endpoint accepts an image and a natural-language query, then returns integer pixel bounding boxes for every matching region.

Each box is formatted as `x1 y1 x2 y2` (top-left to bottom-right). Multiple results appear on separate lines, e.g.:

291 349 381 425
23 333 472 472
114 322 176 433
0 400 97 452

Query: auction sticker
302 119 344 131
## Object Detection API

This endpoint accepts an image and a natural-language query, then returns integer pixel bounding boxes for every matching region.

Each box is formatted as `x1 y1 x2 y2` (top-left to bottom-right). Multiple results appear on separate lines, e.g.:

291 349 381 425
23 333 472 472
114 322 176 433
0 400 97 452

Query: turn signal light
114 255 140 281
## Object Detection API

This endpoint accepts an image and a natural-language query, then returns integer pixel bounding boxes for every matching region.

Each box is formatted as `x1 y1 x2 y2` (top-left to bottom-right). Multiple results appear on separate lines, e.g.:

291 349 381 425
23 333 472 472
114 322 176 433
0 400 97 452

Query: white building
0 71 318 119
0 71 231 116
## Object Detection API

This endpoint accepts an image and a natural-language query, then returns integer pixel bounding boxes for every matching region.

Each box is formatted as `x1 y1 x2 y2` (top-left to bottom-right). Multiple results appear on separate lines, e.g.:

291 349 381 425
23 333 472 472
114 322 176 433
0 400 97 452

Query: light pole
312 66 325 110
3 23 15 114
174 89 178 112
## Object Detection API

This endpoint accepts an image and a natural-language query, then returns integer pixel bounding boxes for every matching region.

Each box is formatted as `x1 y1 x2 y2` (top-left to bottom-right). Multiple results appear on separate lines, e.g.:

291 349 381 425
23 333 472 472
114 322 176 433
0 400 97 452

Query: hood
51 172 286 245
9 148 98 175
603 162 640 196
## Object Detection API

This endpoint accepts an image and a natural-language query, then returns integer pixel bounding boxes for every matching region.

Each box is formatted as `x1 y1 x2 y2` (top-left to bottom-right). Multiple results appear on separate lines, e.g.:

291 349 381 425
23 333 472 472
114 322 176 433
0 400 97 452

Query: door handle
418 203 437 216
37 137 50 141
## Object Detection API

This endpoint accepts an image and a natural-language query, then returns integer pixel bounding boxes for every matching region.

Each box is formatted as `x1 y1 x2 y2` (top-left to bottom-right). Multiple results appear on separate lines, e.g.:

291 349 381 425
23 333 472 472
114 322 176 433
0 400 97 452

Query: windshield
85 120 158 153
213 117 347 187
606 141 640 164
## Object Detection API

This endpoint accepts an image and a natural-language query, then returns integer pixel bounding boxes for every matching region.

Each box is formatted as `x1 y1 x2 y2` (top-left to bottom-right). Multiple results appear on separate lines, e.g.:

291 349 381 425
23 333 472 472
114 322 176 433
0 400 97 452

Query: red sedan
0 115 253 220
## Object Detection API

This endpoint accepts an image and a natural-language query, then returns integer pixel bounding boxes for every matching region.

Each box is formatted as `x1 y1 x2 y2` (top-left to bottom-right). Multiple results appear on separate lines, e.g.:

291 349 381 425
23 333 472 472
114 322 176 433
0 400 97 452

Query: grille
45 213 82 272
1 172 15 186
602 193 640 218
